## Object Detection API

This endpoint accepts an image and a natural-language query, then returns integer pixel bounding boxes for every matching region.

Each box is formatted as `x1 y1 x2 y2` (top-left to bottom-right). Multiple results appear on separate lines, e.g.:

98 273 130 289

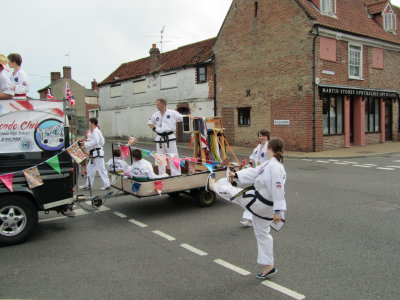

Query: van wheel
197 189 216 207
0 195 38 246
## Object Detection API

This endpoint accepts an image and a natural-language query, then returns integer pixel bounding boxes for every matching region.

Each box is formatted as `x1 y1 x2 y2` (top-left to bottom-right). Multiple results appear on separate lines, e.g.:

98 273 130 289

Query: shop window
196 66 207 84
365 97 380 133
238 107 251 126
323 95 344 135
348 44 362 80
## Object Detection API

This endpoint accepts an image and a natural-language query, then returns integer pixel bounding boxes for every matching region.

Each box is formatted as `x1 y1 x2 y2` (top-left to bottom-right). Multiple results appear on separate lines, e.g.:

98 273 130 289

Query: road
1 142 399 300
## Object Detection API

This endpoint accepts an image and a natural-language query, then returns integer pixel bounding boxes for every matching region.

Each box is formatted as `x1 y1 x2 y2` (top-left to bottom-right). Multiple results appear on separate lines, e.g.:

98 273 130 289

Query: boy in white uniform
0 54 14 100
241 130 270 227
7 53 29 99
127 149 167 180
107 148 129 173
206 138 287 280
148 99 191 176
79 118 110 190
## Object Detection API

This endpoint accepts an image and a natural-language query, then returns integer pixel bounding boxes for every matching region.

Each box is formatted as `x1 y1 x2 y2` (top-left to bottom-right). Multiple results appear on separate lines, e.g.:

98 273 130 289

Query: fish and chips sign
0 100 65 153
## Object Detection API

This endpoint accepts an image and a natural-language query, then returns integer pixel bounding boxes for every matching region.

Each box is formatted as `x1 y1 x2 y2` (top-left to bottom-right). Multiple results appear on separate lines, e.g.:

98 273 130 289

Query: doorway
176 106 191 142
349 96 355 144
385 100 393 141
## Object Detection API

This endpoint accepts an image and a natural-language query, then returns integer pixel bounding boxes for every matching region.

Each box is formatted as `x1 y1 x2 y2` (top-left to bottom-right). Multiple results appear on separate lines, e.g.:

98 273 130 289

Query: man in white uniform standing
7 53 29 99
79 118 110 190
148 99 191 176
0 54 14 100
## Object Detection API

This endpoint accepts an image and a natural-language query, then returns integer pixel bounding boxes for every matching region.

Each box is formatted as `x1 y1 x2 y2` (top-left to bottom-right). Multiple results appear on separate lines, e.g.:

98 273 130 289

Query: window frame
364 97 380 133
89 109 99 119
322 94 344 136
196 66 207 84
320 0 336 15
110 84 122 98
383 12 396 32
238 107 251 126
132 78 147 94
348 43 363 80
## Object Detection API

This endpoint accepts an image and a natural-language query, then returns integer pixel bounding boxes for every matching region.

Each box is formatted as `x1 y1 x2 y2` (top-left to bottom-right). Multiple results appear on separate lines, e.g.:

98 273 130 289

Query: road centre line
262 281 306 300
376 167 395 170
128 219 148 227
334 162 349 165
152 230 176 241
39 216 67 223
96 205 110 212
302 159 313 161
353 165 372 168
315 160 329 163
328 159 339 161
113 211 127 218
342 161 357 164
213 259 251 276
74 208 88 216
386 165 400 168
363 164 377 167
180 243 208 256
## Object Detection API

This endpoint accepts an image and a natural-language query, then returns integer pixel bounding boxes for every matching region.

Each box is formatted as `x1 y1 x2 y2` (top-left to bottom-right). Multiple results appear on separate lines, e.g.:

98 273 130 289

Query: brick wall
323 135 345 150
215 0 315 151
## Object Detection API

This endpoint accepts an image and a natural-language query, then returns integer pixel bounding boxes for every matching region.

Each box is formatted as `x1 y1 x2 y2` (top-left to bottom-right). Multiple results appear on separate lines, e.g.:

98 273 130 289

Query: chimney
91 79 99 91
63 66 72 79
149 44 160 73
51 72 61 83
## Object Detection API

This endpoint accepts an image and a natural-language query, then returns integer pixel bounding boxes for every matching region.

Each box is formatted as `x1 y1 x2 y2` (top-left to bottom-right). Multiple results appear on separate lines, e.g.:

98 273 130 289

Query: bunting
131 182 141 193
120 145 131 160
154 180 164 196
67 143 87 164
0 173 14 192
23 167 44 189
204 163 214 173
45 155 61 174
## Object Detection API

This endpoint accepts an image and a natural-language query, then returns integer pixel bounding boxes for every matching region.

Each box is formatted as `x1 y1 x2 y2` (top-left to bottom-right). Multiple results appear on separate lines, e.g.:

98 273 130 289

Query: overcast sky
3 0 400 98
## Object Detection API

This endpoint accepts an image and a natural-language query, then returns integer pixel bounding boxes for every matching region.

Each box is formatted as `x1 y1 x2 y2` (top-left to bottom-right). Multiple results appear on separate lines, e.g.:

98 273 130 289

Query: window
89 109 99 119
238 107 251 126
182 116 191 133
348 44 362 79
320 0 336 15
323 95 344 135
197 66 207 84
365 97 380 133
133 79 147 94
110 84 121 98
384 12 396 32
160 73 177 90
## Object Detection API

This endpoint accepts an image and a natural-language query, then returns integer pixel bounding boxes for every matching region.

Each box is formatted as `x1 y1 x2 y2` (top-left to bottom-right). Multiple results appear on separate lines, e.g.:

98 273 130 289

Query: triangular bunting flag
120 145 130 160
180 159 186 167
131 182 141 193
0 173 14 192
67 143 87 164
154 180 164 196
241 157 247 166
45 155 61 174
172 157 181 169
23 166 44 189
204 163 214 173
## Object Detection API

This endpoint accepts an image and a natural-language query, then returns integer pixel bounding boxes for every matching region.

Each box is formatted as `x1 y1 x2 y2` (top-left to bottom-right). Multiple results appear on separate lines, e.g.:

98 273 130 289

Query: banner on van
0 100 65 153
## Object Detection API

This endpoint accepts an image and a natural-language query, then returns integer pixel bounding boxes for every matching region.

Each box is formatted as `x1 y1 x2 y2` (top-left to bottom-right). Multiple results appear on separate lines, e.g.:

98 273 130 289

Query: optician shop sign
319 86 398 99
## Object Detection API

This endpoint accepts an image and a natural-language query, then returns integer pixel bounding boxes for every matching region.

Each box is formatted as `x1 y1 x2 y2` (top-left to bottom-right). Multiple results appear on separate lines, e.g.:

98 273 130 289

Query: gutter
212 54 217 117
312 26 319 152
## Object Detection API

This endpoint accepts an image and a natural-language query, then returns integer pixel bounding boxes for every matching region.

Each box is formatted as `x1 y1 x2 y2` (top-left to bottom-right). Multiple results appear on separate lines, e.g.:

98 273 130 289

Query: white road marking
129 219 148 227
386 165 400 169
96 205 110 212
328 159 339 162
376 167 395 171
353 165 372 168
152 230 176 241
213 259 251 276
334 162 349 165
363 164 377 167
74 208 88 216
342 161 357 164
315 160 329 163
393 160 400 163
113 211 127 218
302 159 313 161
39 216 67 223
180 243 208 256
262 281 306 300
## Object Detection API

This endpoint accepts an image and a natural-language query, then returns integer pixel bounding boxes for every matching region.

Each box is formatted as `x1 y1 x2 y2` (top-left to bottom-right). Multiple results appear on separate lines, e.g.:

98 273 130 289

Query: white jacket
107 157 129 172
236 157 287 213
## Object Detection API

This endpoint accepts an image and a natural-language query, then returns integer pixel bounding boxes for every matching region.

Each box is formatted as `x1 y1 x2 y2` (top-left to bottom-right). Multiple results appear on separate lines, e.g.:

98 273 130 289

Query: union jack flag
65 82 75 107
46 88 55 100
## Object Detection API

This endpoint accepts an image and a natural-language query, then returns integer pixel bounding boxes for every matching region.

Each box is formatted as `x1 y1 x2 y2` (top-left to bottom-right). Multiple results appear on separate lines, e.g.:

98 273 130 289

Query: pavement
110 138 400 159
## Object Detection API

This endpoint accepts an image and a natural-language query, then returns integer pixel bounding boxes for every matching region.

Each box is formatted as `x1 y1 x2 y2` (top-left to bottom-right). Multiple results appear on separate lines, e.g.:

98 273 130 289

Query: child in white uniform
0 54 13 100
207 138 286 279
241 129 270 227
107 148 129 173
127 149 167 180
7 53 29 99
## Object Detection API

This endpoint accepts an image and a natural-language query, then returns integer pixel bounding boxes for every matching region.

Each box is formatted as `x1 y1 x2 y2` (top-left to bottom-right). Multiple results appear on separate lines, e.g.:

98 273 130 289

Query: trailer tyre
0 195 38 246
198 189 216 207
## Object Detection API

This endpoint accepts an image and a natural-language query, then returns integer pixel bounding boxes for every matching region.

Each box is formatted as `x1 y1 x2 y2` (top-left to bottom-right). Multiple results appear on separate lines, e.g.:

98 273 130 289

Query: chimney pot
91 79 99 91
152 44 157 48
149 45 160 73
50 72 61 83
63 66 72 79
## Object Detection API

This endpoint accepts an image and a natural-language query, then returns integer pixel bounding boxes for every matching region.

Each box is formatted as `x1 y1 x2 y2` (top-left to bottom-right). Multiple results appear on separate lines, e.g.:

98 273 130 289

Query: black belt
89 147 103 161
155 131 175 148
230 186 273 221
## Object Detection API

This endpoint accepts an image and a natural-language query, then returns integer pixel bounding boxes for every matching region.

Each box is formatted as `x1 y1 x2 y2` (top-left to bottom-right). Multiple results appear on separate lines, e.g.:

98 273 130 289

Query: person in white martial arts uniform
106 148 129 173
241 129 270 227
126 149 167 180
79 118 110 190
207 137 287 279
7 53 29 99
148 99 191 176
0 54 14 100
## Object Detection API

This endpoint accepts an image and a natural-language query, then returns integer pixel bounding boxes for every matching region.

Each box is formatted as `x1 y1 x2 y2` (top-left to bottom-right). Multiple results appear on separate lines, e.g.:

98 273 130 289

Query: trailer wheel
0 195 38 246
197 189 216 207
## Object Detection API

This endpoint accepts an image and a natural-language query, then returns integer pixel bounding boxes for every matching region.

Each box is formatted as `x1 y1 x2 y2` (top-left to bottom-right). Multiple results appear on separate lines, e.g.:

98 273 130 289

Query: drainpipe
212 54 217 117
312 26 319 152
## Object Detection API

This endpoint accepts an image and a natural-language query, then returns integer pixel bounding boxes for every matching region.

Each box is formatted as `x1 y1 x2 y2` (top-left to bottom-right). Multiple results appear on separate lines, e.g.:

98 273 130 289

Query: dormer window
383 11 396 32
320 0 336 16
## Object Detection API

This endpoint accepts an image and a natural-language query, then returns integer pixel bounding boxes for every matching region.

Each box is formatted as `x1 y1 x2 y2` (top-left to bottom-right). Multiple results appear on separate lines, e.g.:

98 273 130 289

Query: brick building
214 0 400 151
98 39 216 142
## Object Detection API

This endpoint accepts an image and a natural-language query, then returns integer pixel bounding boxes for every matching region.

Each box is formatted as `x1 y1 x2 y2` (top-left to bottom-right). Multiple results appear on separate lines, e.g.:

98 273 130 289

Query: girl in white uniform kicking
207 137 286 279
241 129 270 227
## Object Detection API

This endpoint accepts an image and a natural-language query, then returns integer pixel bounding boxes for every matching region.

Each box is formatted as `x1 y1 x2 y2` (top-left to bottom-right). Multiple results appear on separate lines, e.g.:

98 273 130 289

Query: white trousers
242 209 253 221
214 178 274 266
86 157 110 188
156 140 181 176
